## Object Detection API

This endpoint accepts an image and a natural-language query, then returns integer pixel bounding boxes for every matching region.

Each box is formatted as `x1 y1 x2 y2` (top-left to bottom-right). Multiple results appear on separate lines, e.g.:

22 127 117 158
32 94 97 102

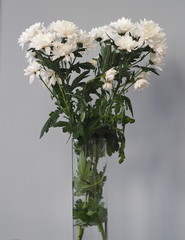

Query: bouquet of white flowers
19 17 166 240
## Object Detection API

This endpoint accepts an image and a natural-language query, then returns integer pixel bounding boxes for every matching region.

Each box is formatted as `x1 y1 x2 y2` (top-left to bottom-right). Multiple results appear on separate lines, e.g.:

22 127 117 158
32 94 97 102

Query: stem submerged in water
77 226 84 240
98 222 107 240
73 139 108 240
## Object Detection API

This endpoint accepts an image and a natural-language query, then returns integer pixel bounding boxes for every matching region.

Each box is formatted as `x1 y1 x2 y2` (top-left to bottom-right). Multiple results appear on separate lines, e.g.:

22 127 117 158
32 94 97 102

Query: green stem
131 51 150 66
88 74 103 82
82 177 104 190
98 222 107 240
119 62 151 94
39 75 66 114
57 83 75 124
77 226 84 240
39 75 59 100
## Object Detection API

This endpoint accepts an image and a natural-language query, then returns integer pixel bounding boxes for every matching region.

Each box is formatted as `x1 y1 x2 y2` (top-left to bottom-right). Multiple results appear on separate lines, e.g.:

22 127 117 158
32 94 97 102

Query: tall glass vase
72 138 108 240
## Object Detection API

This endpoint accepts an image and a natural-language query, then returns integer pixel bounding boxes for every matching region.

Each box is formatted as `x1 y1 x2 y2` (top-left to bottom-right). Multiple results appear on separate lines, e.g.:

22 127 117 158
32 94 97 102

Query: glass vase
72 138 108 240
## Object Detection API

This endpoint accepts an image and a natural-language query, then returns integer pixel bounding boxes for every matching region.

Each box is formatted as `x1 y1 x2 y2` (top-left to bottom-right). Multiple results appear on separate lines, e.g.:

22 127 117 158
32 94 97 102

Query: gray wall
0 0 185 240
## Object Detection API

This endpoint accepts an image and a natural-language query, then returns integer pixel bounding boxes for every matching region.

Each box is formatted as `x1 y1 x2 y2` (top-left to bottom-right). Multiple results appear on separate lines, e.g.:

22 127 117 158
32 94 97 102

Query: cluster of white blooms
18 20 95 86
18 23 45 49
114 33 138 52
89 17 167 91
90 17 166 57
19 18 166 91
90 25 117 42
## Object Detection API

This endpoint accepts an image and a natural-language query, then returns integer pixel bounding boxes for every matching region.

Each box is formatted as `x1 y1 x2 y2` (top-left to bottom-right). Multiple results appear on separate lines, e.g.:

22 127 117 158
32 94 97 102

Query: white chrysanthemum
40 69 57 87
134 72 150 90
90 25 116 42
152 37 166 53
52 41 76 61
136 19 167 54
77 30 95 50
110 17 134 34
25 51 36 63
24 61 41 84
136 37 145 48
102 68 117 90
103 82 113 90
114 34 138 52
134 79 150 90
137 71 150 80
137 19 161 40
29 32 56 54
148 33 166 49
150 52 164 65
127 22 138 38
105 68 117 81
49 20 79 39
18 23 44 48
150 36 167 67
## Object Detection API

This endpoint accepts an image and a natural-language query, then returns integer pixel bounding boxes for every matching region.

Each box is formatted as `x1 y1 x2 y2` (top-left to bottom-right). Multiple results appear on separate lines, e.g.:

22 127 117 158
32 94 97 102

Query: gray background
0 0 185 239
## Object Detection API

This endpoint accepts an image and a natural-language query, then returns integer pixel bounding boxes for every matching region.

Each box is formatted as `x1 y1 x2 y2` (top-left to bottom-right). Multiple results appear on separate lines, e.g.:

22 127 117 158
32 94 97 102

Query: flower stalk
77 226 84 240
98 223 107 240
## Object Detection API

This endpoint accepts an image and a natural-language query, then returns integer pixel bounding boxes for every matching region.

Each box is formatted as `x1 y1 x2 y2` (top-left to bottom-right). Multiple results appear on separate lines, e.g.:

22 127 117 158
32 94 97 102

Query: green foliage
100 43 112 72
71 71 89 90
74 150 106 196
73 198 107 227
73 145 107 227
122 96 134 116
40 110 60 138
35 34 159 163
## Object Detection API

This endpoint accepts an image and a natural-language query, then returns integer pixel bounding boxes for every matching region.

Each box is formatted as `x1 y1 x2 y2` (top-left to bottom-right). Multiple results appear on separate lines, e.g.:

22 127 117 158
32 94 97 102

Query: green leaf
53 121 72 133
87 210 97 217
124 116 135 124
83 115 100 139
74 52 83 58
34 50 64 77
115 104 121 115
53 121 68 127
40 110 60 138
73 197 107 227
135 66 159 75
77 151 93 179
80 110 86 122
79 62 95 70
71 70 90 90
100 44 112 72
122 96 134 116
119 155 125 164
83 78 102 101
73 122 84 139
118 135 126 164
67 93 87 108
111 50 121 66
103 127 119 156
